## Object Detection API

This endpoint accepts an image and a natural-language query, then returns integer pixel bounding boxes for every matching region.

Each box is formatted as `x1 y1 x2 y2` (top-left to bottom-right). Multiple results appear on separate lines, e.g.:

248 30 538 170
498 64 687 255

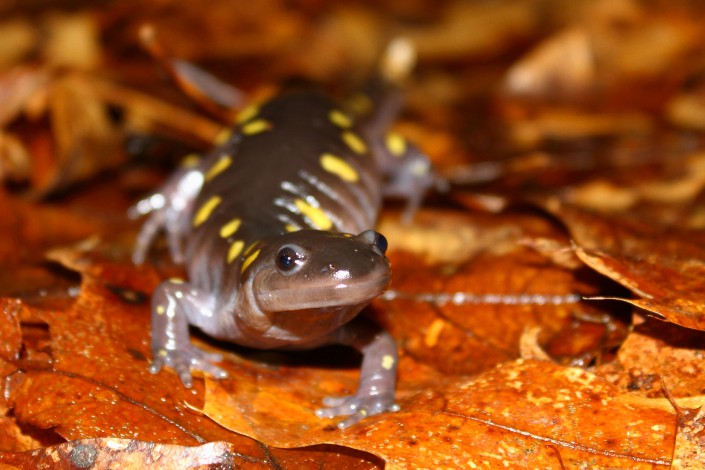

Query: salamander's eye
356 230 389 255
374 233 388 254
276 246 303 272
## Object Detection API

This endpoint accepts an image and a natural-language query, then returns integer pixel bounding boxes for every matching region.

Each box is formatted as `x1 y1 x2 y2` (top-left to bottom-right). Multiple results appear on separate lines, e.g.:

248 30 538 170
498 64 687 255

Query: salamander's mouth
253 266 391 312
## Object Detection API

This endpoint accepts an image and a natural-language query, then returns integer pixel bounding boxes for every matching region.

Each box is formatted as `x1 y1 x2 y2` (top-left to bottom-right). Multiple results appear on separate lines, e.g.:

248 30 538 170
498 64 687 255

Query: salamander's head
249 230 391 315
244 230 391 339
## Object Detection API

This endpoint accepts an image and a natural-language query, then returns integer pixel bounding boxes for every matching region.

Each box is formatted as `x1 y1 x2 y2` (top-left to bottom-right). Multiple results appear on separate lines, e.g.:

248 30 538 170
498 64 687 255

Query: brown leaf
378 210 624 375
596 319 705 398
203 359 678 468
549 203 705 330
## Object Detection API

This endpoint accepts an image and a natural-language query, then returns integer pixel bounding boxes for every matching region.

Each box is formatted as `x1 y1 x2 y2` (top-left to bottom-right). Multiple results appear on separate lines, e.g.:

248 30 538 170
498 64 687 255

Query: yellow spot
284 224 300 233
180 153 200 168
241 119 272 136
424 319 446 347
347 93 372 116
220 218 242 238
328 109 352 128
205 155 232 182
193 195 222 227
294 199 333 230
385 132 407 157
342 131 367 155
227 240 245 264
241 248 261 273
169 278 184 284
244 241 259 256
158 349 168 357
320 153 359 182
381 354 395 370
156 305 165 315
236 104 259 124
213 127 233 145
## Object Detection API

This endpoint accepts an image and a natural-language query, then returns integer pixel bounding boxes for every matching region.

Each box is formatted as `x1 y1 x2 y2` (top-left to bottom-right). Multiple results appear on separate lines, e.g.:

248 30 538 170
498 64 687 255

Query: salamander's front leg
316 319 400 428
149 279 228 387
130 163 205 264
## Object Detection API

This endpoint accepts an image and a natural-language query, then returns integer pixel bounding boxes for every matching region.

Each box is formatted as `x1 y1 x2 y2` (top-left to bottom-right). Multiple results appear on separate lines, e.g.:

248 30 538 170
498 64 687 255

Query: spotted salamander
132 42 437 428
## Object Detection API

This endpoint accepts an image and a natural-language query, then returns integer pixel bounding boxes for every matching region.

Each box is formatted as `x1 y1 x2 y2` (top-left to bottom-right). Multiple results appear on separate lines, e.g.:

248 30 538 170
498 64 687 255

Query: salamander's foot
315 392 400 429
150 344 227 388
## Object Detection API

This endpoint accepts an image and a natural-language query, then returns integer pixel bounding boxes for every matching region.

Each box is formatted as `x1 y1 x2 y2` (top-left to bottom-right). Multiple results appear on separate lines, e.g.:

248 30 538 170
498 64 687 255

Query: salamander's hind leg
375 135 447 222
149 279 227 387
351 37 447 222
130 162 205 264
315 318 400 428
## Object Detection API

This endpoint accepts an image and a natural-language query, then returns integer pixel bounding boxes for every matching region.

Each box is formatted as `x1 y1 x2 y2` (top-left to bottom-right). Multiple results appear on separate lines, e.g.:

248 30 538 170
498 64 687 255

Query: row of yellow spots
219 217 260 272
237 104 273 136
331 97 409 160
212 103 271 145
190 193 262 271
218 216 262 273
328 107 367 155
194 104 275 274
277 106 363 232
321 109 363 186
220 217 245 264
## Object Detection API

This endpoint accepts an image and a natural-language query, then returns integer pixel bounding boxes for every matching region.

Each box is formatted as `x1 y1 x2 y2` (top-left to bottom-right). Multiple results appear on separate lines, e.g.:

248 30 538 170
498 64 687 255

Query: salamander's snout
356 230 388 255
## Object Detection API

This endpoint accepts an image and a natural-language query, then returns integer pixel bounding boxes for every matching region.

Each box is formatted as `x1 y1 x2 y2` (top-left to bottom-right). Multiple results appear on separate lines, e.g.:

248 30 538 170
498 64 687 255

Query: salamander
132 40 437 428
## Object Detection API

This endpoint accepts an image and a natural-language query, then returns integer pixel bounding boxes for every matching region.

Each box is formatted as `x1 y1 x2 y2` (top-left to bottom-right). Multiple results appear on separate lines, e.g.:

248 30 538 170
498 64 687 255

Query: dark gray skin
132 90 437 428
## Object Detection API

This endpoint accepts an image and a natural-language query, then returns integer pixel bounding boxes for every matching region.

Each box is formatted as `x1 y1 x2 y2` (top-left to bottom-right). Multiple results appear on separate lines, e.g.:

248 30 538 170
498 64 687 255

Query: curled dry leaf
547 202 705 331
